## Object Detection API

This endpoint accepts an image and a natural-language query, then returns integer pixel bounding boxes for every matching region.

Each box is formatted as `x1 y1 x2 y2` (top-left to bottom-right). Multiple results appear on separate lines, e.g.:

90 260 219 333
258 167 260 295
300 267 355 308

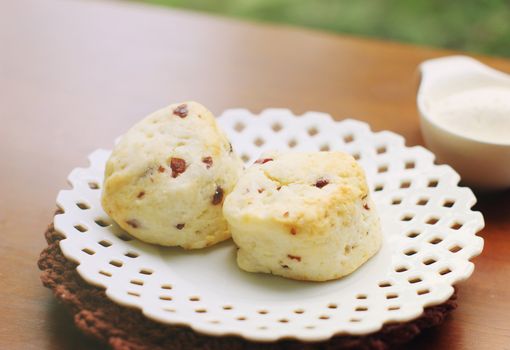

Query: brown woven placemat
38 222 457 350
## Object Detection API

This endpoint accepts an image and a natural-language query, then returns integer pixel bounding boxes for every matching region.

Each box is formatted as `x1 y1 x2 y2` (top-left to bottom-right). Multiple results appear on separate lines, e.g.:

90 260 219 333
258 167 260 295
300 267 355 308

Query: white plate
55 109 484 342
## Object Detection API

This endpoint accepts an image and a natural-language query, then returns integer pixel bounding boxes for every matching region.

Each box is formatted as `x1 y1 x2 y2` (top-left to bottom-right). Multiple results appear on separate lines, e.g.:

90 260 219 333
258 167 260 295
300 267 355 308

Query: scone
223 152 382 281
101 101 244 249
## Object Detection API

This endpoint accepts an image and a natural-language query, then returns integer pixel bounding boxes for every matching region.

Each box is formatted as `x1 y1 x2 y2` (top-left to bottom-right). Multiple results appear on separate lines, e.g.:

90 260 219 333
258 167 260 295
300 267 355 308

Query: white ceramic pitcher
417 55 510 190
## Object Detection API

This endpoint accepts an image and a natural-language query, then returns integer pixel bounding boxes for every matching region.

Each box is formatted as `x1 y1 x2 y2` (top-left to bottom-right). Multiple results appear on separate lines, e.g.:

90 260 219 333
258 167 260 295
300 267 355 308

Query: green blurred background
138 0 510 57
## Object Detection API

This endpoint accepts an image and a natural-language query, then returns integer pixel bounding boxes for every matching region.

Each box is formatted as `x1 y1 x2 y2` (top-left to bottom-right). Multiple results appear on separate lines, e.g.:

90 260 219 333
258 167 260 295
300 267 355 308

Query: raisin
202 156 213 169
176 223 185 230
287 254 301 262
170 157 186 178
362 194 370 210
255 158 273 164
281 264 290 269
158 166 165 173
173 104 188 118
137 191 145 199
212 186 224 205
126 219 140 229
276 186 282 191
290 227 296 235
315 178 329 188
258 188 265 193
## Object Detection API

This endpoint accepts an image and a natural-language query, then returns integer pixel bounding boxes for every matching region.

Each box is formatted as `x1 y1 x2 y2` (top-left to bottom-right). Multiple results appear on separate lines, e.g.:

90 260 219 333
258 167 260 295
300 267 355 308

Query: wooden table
1 0 509 349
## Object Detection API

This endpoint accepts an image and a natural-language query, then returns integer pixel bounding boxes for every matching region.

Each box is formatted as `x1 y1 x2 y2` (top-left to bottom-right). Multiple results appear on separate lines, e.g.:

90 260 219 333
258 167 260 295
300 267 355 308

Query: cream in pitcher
418 56 510 190
428 86 510 144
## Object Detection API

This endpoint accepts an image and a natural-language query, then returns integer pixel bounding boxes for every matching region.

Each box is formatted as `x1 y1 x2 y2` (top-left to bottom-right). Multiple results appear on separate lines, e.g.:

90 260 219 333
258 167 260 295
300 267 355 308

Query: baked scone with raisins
101 102 244 249
223 151 382 281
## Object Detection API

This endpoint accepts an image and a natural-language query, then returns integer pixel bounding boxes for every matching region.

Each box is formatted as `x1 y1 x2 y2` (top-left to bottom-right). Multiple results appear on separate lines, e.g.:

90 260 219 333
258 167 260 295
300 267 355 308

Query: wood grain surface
1 0 509 349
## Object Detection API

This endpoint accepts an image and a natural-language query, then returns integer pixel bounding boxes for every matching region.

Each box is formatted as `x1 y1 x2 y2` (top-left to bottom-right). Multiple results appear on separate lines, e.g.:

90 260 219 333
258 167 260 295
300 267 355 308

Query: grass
138 0 510 57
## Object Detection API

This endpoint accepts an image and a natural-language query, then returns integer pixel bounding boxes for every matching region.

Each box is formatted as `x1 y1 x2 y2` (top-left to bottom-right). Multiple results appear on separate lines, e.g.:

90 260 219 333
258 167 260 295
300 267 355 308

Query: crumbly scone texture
223 151 382 281
101 101 244 249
